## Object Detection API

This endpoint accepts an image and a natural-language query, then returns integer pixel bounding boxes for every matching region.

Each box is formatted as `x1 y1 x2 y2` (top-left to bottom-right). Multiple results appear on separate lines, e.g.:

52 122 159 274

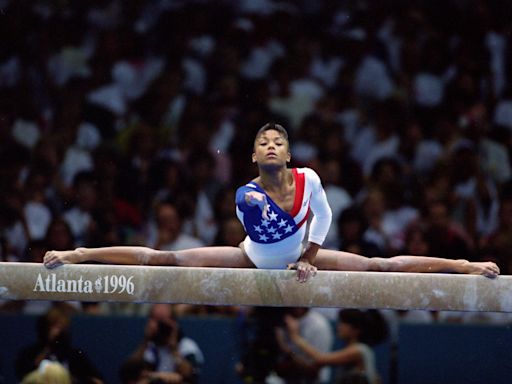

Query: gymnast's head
252 122 291 166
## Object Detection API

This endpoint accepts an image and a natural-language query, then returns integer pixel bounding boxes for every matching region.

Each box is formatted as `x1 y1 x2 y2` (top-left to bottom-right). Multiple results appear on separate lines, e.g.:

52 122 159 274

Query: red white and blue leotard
235 167 332 269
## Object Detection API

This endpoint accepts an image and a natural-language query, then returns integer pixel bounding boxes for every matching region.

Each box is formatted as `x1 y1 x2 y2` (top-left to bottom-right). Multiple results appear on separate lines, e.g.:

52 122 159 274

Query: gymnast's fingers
262 202 270 220
304 265 317 283
297 267 305 283
43 251 61 269
298 263 317 283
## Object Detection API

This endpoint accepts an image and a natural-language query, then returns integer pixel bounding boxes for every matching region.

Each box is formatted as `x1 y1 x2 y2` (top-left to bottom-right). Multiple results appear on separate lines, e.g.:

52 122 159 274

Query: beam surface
0 262 511 312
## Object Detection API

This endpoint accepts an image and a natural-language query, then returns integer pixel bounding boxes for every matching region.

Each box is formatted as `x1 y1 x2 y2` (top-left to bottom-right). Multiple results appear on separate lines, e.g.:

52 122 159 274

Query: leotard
235 167 332 269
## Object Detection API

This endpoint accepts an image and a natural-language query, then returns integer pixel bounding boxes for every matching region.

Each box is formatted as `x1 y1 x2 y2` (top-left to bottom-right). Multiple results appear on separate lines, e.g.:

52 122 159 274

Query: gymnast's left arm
288 170 332 282
306 170 332 253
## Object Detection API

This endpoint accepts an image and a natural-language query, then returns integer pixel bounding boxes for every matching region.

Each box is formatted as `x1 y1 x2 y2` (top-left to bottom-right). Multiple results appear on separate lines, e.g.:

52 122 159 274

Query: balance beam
0 262 511 312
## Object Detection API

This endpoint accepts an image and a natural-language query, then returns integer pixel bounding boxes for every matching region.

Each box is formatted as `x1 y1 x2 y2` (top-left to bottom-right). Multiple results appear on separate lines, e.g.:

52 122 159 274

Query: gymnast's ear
252 153 257 163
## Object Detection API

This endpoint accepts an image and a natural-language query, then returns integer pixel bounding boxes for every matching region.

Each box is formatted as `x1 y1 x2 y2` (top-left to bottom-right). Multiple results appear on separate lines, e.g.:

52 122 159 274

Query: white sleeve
306 169 332 245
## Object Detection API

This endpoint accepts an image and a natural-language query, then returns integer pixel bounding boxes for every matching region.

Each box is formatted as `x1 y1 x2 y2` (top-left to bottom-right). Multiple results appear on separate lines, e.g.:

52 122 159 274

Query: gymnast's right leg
43 245 255 269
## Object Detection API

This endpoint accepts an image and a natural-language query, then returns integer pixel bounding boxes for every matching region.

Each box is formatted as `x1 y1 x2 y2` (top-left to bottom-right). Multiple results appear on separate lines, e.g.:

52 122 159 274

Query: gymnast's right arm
43 246 174 268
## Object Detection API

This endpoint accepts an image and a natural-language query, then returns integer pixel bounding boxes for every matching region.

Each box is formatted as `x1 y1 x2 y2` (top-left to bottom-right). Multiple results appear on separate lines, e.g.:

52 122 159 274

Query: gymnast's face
252 129 290 167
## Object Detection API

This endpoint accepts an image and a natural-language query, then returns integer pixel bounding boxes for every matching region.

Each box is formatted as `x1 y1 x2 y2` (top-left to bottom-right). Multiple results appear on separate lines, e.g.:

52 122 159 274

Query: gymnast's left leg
314 249 500 278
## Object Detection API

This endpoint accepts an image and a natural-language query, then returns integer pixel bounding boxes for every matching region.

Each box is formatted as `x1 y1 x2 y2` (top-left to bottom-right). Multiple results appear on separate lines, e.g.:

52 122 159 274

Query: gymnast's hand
287 260 317 283
43 249 80 268
465 261 500 278
245 191 270 220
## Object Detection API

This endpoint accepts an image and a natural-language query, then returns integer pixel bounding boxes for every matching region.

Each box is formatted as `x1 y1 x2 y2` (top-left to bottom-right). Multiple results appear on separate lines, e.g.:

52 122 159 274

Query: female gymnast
43 123 500 282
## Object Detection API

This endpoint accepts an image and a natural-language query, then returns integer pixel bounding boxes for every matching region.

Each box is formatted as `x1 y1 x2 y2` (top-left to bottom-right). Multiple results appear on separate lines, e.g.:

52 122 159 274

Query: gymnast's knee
151 250 178 266
368 257 399 272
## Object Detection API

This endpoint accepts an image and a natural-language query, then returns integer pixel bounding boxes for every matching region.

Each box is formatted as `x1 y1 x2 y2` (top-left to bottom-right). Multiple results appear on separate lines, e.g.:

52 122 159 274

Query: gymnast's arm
287 170 332 282
43 246 174 268
298 169 332 266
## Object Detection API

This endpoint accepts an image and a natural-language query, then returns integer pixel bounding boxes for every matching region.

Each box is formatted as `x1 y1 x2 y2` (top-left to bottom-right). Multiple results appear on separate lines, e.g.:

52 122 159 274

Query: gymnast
43 123 500 282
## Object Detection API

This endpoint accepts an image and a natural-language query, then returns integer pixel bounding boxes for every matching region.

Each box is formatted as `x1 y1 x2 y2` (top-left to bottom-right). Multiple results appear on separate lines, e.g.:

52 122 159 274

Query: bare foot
43 250 81 269
464 261 500 278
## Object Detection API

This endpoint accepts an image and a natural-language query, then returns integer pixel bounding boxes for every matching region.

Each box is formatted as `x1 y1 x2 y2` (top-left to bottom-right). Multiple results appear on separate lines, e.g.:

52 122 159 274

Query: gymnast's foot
43 249 82 268
463 261 500 278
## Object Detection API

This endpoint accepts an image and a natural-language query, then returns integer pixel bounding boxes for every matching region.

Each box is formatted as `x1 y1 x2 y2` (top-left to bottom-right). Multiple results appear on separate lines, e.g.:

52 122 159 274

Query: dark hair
338 309 367 330
338 309 389 345
255 122 289 142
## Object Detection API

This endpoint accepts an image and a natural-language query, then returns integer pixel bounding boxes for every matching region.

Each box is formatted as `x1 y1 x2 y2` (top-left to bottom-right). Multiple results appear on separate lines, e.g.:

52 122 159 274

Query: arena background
1 1 512 383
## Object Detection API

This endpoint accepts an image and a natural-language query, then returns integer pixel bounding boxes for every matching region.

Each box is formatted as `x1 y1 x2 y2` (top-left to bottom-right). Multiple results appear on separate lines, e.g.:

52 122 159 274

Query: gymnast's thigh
315 248 370 271
176 246 255 268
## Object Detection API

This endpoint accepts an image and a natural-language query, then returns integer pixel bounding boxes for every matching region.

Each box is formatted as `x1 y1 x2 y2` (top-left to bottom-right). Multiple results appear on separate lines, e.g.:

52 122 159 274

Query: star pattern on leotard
245 208 298 243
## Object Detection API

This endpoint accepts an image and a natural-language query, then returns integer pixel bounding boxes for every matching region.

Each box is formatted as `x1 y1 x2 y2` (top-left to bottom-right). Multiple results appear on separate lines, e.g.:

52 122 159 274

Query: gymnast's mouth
266 152 277 158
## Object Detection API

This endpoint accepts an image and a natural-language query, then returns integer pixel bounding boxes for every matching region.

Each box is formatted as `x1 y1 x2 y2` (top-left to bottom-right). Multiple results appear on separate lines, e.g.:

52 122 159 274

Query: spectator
146 201 204 251
129 304 204 384
214 216 246 247
423 199 475 261
62 171 100 247
319 158 353 250
336 206 382 257
275 308 334 384
284 309 386 384
21 360 72 384
15 307 103 383
45 218 75 252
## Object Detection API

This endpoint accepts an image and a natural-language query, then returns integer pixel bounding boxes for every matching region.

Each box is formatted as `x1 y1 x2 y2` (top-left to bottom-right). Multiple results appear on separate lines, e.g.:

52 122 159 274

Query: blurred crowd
2 0 512 273
2 0 512 382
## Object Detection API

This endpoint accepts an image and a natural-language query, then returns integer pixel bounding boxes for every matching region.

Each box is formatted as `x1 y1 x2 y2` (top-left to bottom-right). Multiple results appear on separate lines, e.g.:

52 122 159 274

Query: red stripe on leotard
296 207 310 228
290 168 305 217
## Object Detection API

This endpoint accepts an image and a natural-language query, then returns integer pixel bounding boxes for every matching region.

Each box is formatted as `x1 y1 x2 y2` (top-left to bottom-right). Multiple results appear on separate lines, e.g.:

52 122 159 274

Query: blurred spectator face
498 199 512 229
452 147 478 181
163 162 180 190
156 203 181 238
38 308 71 346
218 75 239 103
363 190 385 218
130 125 156 159
150 304 174 322
25 170 49 202
404 121 423 144
322 159 341 185
289 307 308 318
46 219 74 251
77 182 97 211
338 321 359 341
191 156 213 185
373 159 400 185
148 304 176 347
405 227 429 255
215 189 236 220
221 217 245 246
47 312 70 339
424 173 450 205
428 201 449 229
340 220 362 243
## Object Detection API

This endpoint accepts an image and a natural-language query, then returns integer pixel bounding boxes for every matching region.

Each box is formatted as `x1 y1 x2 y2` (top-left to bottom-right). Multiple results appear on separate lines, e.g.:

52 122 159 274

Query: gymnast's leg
314 249 500 278
43 245 255 269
